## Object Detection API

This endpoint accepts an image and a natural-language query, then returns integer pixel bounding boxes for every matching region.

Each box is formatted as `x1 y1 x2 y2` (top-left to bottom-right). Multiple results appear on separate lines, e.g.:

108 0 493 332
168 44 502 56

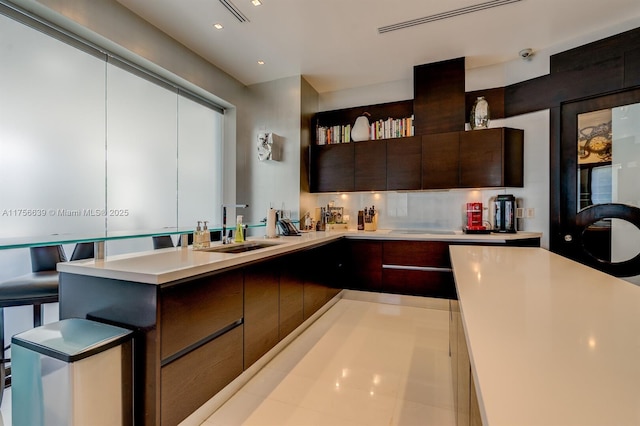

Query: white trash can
11 318 133 426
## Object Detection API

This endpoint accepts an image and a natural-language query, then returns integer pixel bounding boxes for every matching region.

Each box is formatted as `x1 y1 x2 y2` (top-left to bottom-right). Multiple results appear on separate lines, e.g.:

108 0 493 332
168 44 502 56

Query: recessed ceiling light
257 60 265 65
213 23 224 30
251 0 262 5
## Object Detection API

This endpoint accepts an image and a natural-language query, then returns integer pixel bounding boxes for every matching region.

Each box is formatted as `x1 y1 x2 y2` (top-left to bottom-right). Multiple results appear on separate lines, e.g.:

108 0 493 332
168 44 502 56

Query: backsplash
310 188 518 232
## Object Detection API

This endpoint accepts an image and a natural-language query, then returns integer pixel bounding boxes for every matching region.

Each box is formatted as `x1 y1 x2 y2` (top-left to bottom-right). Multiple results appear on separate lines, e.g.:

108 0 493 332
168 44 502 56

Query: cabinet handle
382 264 452 272
564 234 573 242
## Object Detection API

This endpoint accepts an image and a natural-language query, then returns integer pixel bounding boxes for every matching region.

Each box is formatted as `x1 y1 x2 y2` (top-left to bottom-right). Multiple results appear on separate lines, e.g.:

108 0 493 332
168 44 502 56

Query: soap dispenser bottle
234 215 244 243
203 221 211 248
193 221 203 249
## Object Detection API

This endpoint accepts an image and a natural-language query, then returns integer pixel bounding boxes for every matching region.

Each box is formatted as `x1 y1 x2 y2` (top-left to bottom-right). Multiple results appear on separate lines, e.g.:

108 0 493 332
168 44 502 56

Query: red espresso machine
464 202 488 233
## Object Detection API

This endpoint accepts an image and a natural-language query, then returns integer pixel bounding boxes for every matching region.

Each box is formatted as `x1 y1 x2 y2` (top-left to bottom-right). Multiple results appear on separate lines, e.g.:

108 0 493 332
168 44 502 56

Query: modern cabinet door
346 240 383 291
244 261 280 369
422 132 460 189
302 241 344 319
279 255 304 340
459 128 524 188
354 140 386 191
387 136 421 190
310 144 354 192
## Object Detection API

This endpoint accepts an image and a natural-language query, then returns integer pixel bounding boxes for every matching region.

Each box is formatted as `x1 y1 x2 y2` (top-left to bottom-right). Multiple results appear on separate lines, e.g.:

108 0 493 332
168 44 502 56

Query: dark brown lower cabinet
347 238 539 299
244 261 280 369
346 240 382 292
161 326 243 426
382 240 454 298
303 241 345 319
279 255 304 340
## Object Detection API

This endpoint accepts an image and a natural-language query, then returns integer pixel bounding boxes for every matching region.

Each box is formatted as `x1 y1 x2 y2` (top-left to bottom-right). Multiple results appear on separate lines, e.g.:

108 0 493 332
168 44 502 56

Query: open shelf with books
313 99 414 145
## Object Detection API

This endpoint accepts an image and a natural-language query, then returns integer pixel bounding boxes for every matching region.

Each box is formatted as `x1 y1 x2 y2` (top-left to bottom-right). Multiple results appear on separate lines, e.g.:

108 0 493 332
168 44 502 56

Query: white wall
238 76 304 232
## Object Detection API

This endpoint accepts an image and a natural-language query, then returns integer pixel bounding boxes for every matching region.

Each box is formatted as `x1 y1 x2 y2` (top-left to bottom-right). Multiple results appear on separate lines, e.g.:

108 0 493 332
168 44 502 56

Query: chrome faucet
222 204 248 244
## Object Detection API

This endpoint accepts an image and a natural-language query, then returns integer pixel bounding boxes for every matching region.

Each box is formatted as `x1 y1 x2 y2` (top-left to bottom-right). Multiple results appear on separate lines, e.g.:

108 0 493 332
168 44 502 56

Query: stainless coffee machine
493 194 517 233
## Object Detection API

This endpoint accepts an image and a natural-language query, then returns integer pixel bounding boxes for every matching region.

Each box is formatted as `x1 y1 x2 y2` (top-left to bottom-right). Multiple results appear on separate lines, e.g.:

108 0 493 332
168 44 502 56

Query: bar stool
70 241 94 261
0 245 66 403
152 235 174 249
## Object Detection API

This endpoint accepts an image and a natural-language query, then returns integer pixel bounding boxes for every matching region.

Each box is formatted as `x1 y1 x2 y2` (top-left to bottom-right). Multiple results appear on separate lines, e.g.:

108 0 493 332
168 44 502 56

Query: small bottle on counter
234 215 244 243
202 221 211 248
193 221 203 249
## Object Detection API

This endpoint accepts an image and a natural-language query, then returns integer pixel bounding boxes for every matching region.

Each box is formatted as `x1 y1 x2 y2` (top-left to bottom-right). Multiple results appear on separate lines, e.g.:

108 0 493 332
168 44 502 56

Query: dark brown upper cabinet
413 57 466 135
310 144 354 192
387 136 422 190
354 140 386 191
422 132 460 189
459 128 523 188
421 128 523 189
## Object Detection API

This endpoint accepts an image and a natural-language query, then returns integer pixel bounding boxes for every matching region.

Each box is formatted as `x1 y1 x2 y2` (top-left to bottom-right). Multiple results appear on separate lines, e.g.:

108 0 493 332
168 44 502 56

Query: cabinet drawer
382 268 455 299
160 325 243 426
383 240 451 268
160 269 243 360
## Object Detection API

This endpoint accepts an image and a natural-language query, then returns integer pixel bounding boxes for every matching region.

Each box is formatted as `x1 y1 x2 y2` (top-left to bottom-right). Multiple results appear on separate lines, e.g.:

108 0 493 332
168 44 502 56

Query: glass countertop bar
0 222 284 250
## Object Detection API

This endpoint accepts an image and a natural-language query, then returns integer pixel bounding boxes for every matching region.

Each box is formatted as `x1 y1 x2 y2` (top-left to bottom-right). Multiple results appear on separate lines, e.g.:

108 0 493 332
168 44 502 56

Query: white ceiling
116 0 640 94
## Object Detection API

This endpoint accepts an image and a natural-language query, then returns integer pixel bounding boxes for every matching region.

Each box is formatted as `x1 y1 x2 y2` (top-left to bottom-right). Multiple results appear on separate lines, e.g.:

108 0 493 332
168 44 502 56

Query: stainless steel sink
199 241 283 254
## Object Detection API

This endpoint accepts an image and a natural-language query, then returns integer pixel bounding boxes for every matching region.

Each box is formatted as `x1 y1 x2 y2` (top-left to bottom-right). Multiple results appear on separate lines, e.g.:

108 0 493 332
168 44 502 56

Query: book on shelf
316 124 351 145
369 115 414 140
315 115 414 145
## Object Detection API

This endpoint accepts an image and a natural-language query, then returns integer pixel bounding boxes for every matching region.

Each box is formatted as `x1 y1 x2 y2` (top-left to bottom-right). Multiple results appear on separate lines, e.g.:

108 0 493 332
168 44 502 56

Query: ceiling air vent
378 0 523 34
218 0 249 23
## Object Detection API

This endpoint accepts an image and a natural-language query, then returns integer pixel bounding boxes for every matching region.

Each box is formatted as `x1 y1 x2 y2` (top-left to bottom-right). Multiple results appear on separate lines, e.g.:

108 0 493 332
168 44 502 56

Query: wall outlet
525 208 535 218
516 208 525 218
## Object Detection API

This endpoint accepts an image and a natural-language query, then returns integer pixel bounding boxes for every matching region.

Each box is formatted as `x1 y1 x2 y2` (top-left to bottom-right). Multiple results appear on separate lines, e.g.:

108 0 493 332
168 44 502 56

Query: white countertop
450 245 640 426
57 229 541 285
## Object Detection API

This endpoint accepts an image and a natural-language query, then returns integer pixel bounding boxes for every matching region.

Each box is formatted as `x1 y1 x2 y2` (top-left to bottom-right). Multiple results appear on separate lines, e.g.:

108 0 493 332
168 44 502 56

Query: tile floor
0 296 455 426
203 298 455 426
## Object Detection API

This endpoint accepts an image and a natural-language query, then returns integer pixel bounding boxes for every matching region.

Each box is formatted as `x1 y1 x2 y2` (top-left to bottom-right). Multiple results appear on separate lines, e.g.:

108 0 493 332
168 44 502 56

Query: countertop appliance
464 202 489 234
494 194 517 233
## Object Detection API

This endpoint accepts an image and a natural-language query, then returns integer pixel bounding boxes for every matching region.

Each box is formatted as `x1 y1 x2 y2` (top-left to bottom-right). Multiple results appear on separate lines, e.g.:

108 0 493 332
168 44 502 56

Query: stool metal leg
33 304 42 328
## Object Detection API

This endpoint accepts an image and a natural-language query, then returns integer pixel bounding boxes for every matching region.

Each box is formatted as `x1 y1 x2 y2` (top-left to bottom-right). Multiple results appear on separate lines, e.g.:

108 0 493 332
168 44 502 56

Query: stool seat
0 272 59 307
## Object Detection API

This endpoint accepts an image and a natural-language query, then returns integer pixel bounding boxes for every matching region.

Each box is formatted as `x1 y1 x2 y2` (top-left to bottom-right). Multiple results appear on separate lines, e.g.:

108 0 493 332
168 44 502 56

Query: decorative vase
470 96 490 130
351 113 370 141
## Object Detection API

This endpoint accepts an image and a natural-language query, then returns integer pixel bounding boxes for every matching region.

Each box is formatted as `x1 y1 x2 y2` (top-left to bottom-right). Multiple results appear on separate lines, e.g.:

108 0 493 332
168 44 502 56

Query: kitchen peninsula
57 230 540 425
450 245 640 425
